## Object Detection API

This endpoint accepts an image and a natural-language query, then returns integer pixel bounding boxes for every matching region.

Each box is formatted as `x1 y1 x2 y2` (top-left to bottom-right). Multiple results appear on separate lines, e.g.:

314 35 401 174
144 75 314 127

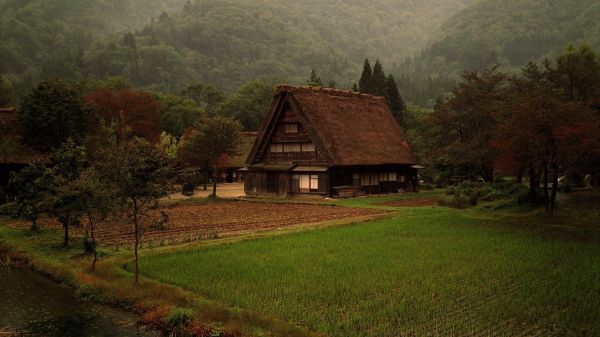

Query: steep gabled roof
247 85 417 166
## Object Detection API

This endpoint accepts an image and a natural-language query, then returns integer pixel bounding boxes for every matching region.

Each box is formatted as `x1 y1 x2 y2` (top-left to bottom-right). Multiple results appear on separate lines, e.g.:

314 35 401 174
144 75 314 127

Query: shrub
165 308 193 327
441 181 531 208
83 235 95 254
438 194 471 209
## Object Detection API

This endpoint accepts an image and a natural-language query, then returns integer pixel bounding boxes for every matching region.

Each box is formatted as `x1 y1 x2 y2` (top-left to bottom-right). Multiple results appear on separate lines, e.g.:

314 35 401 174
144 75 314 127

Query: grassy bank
138 194 600 337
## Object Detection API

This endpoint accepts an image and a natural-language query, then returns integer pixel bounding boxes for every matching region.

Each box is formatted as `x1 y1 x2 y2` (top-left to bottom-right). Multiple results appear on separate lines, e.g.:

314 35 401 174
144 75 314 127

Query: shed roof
248 85 417 166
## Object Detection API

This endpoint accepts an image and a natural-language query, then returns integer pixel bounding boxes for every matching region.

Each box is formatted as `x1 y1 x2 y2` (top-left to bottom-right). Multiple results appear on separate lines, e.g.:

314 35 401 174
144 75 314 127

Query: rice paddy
139 203 600 337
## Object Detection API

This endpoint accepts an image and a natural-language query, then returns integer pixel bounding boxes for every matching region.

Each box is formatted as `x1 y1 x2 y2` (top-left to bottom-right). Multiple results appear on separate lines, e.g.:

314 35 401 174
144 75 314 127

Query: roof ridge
275 84 385 100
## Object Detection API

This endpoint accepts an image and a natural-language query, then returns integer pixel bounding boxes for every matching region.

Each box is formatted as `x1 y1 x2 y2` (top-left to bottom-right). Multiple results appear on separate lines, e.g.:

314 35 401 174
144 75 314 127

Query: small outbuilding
243 85 419 198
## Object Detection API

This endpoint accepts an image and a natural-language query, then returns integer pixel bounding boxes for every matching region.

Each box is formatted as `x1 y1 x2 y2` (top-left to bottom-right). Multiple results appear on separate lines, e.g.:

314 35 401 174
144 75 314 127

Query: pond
0 266 159 337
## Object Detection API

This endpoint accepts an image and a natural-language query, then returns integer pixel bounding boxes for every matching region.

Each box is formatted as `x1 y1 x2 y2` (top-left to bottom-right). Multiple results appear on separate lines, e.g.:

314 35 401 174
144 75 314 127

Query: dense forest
1 0 600 106
0 0 473 102
395 0 600 105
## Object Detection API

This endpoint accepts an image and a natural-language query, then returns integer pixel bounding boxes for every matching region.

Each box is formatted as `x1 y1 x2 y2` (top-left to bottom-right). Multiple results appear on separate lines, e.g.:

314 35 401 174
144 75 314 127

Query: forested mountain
394 0 600 106
0 0 473 101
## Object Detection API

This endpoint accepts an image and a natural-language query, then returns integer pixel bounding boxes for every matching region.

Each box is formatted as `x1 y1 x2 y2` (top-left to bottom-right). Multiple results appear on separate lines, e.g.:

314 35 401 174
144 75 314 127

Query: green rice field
139 197 600 337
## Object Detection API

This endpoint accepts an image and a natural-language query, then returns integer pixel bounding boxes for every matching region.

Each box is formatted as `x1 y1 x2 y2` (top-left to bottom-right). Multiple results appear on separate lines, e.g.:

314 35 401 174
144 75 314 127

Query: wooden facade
243 86 419 198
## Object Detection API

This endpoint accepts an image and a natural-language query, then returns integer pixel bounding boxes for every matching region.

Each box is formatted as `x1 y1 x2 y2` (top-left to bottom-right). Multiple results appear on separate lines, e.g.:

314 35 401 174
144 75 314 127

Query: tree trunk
550 163 559 212
133 198 139 284
543 164 549 211
63 214 69 247
481 165 494 183
203 164 208 191
89 214 97 271
30 217 38 231
212 162 218 197
528 166 537 204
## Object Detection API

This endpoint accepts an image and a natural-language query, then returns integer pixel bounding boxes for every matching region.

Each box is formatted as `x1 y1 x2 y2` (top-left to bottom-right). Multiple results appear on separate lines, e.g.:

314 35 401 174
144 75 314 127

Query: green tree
307 69 323 87
7 163 53 231
97 135 174 283
218 79 277 131
19 80 96 152
46 139 89 247
385 75 406 127
156 94 204 138
371 60 387 97
185 116 242 197
180 83 226 116
358 59 373 93
549 45 600 102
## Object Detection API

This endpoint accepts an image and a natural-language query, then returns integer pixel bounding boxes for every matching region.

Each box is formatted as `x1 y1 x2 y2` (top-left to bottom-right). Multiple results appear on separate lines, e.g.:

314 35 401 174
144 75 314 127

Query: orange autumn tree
84 87 162 143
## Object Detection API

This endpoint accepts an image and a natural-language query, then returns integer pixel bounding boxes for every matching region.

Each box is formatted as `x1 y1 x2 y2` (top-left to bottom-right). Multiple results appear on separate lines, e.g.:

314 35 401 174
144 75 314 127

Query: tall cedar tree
385 75 406 126
19 80 95 152
358 59 373 93
371 60 387 97
184 116 242 197
84 87 162 143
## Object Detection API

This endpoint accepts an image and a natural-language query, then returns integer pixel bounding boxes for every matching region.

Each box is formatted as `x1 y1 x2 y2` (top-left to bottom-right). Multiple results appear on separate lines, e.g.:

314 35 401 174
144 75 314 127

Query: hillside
394 0 600 105
1 0 473 100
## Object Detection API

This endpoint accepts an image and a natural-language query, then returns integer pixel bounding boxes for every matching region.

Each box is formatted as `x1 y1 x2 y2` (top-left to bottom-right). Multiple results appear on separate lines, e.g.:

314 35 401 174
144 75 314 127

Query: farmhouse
215 132 257 183
243 85 419 198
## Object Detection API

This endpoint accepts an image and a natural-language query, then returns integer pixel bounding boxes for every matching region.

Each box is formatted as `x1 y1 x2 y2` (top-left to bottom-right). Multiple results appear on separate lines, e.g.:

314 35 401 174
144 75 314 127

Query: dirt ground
12 201 382 247
165 183 246 201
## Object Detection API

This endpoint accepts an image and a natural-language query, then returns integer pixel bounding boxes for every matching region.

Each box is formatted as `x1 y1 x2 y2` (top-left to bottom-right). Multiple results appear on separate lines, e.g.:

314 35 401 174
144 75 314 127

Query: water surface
0 267 158 337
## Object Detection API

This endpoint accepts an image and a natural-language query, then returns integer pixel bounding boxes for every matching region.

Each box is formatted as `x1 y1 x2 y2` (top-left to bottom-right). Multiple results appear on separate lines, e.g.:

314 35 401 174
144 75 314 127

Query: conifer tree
307 69 323 87
385 75 406 127
352 82 359 92
358 59 372 93
371 60 387 97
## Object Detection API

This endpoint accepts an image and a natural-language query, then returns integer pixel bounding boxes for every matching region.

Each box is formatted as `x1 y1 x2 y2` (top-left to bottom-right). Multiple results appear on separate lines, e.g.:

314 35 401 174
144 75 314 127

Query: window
299 174 319 192
379 172 397 182
270 144 283 153
302 143 316 152
399 175 406 183
285 123 298 134
284 143 301 153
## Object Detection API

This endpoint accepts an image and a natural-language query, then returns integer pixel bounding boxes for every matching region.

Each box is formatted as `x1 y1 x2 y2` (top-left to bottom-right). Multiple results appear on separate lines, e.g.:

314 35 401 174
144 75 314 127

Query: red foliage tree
84 87 161 143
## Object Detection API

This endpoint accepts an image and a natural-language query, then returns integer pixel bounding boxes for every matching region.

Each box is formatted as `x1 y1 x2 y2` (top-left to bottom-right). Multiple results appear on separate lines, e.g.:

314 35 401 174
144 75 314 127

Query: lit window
270 144 283 153
285 124 298 134
389 172 397 181
299 174 319 192
284 143 301 152
302 143 316 152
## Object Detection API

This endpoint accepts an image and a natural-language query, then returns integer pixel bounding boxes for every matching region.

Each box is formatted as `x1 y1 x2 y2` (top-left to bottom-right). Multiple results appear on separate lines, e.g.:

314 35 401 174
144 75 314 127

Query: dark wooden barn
243 85 419 198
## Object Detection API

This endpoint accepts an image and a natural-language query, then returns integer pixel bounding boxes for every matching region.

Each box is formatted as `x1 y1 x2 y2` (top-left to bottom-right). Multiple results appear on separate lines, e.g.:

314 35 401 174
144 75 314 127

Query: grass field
139 195 600 337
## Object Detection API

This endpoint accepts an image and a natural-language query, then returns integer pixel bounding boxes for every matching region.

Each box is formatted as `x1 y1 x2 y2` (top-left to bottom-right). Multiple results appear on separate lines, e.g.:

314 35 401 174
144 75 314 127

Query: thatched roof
216 132 257 169
248 85 417 166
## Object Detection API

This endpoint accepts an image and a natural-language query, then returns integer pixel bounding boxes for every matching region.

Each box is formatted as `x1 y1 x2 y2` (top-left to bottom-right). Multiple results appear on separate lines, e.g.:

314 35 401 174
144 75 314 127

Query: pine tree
307 69 323 87
352 82 359 92
385 75 406 127
371 60 387 97
358 59 372 93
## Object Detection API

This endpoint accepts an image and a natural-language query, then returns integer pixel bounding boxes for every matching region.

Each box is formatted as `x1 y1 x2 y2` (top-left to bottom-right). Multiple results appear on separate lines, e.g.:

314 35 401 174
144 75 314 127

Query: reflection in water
0 267 158 337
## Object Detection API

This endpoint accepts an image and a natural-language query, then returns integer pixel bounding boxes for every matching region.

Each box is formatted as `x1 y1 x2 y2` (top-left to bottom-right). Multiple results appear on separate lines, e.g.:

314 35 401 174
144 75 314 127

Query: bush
164 308 193 327
438 194 471 209
440 181 531 208
83 235 95 254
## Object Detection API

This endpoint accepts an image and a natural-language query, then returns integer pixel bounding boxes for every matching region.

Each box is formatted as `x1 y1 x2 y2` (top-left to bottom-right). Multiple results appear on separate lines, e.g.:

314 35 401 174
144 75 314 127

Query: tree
385 75 406 126
180 83 226 116
184 116 242 197
218 79 277 131
19 80 96 152
84 87 162 143
358 59 372 93
370 60 387 97
307 69 323 87
177 127 211 191
46 139 88 247
7 163 52 231
156 94 204 138
427 66 507 182
352 83 359 92
548 45 600 102
76 167 118 270
97 135 174 283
